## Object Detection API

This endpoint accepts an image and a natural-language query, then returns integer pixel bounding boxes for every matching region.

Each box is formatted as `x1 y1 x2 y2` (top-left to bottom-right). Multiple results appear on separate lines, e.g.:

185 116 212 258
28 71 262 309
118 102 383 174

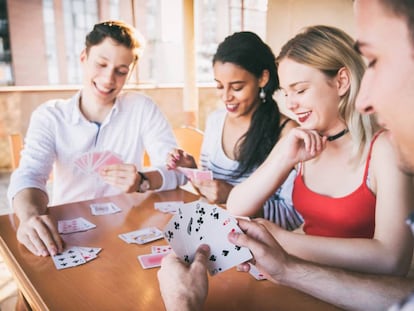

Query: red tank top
292 132 382 238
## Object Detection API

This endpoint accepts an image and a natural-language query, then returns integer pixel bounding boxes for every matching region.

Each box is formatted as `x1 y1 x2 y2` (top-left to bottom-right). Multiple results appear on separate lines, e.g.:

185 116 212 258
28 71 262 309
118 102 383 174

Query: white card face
163 200 252 275
52 247 87 270
151 245 172 254
58 217 96 234
119 227 164 244
90 202 121 215
154 201 183 214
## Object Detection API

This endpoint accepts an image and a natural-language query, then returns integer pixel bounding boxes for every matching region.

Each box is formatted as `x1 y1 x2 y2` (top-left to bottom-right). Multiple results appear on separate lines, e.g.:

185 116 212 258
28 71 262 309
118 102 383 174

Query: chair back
173 126 204 166
143 126 204 167
8 133 23 170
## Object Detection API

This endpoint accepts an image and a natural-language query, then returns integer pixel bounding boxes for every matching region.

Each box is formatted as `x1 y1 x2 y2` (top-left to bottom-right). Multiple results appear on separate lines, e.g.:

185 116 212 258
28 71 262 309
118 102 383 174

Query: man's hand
158 244 210 311
17 214 64 256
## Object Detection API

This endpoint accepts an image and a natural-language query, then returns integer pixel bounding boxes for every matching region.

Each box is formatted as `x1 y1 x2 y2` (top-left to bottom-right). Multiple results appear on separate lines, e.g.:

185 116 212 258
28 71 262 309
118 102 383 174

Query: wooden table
0 189 342 311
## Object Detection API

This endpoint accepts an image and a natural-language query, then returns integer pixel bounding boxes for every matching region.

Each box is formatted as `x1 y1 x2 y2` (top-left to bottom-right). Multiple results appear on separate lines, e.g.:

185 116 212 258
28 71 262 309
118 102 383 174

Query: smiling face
80 37 135 107
354 0 414 173
278 58 345 135
213 61 267 120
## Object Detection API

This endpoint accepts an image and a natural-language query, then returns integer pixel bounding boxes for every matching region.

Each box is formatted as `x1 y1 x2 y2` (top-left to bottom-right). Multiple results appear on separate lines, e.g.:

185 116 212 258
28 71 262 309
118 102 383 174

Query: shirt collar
70 91 83 125
70 90 121 125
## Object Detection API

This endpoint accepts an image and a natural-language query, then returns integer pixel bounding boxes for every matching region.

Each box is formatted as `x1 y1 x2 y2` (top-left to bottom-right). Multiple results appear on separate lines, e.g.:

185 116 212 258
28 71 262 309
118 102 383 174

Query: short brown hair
85 20 144 63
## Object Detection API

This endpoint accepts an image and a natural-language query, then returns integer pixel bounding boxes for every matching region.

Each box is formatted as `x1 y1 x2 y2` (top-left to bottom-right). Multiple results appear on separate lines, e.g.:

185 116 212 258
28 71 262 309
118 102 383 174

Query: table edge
0 237 49 311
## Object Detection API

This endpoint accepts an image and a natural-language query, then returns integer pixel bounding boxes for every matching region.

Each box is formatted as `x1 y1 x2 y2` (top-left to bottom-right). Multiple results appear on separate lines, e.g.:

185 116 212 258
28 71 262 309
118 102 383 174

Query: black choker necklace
326 128 349 141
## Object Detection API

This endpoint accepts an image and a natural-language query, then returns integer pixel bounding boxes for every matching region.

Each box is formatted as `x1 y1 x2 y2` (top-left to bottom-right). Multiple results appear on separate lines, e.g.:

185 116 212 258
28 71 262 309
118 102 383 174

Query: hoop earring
259 88 266 103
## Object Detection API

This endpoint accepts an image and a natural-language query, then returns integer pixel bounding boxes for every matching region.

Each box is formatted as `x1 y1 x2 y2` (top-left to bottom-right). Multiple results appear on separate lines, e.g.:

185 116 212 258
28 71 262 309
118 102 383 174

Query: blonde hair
276 25 379 161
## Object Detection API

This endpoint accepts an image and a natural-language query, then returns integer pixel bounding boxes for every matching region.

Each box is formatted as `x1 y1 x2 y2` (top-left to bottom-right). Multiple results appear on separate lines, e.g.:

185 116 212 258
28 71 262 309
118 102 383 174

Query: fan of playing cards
163 200 252 276
74 150 123 175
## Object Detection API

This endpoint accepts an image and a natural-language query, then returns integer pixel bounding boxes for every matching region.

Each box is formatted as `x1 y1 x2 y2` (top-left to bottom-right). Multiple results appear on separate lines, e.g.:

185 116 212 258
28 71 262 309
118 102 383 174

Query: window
10 0 268 86
0 0 13 86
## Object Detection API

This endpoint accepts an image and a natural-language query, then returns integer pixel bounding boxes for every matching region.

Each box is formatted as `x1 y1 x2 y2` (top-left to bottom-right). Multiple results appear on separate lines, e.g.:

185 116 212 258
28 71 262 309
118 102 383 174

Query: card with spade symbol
163 200 252 275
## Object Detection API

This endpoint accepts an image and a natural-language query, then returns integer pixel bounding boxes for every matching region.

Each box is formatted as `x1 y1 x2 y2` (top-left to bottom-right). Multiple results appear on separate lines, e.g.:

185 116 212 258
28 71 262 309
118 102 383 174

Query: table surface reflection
0 189 342 311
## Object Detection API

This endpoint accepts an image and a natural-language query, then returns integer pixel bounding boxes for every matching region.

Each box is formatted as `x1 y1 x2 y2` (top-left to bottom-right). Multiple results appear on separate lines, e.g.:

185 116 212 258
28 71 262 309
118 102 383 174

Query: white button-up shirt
8 90 185 205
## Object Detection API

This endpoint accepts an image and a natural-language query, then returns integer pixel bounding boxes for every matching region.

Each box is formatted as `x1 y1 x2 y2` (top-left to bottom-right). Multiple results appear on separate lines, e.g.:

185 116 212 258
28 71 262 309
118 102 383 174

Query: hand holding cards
163 200 252 275
74 150 123 176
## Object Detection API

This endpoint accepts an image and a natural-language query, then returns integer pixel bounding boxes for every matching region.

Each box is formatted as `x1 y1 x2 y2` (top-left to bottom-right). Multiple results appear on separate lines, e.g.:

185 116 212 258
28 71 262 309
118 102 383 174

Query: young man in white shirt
8 20 185 257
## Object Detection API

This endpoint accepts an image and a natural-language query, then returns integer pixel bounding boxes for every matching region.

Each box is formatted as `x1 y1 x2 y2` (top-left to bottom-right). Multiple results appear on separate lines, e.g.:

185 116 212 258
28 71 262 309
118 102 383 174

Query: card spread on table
58 217 96 234
74 150 123 175
138 253 166 269
177 167 213 181
151 245 172 254
154 201 183 214
52 246 102 270
163 200 252 275
119 227 164 244
77 246 102 262
90 202 122 215
137 244 172 269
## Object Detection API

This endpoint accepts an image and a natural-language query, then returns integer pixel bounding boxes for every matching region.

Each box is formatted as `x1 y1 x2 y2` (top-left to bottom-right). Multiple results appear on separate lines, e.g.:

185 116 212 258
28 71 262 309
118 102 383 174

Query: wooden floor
0 171 18 311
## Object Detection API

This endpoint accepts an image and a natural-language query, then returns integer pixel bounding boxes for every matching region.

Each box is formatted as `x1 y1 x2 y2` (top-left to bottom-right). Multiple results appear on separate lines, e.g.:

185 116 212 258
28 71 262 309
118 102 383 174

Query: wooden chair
8 133 23 170
8 133 54 183
143 126 204 167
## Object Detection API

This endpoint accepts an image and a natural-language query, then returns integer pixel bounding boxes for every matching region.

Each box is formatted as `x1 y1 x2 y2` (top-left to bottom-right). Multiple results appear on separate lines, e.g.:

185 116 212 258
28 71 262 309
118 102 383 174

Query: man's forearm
13 188 49 221
279 256 414 311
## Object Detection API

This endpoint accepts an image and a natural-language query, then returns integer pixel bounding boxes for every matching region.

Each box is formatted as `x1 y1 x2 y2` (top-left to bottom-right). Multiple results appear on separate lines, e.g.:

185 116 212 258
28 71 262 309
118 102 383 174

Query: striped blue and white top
200 109 303 231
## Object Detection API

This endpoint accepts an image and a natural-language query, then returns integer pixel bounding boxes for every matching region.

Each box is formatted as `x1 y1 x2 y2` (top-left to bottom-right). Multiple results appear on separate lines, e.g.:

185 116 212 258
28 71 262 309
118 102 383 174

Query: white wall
266 0 355 118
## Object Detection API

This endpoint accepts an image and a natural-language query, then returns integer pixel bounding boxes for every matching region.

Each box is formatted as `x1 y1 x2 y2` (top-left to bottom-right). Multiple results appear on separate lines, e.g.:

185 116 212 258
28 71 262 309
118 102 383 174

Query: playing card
119 227 164 244
58 217 96 234
248 263 267 280
77 246 102 262
74 150 123 175
177 167 213 181
194 170 213 181
93 151 123 173
52 247 87 270
163 200 252 275
151 245 172 254
90 202 122 215
137 253 169 269
154 201 183 214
